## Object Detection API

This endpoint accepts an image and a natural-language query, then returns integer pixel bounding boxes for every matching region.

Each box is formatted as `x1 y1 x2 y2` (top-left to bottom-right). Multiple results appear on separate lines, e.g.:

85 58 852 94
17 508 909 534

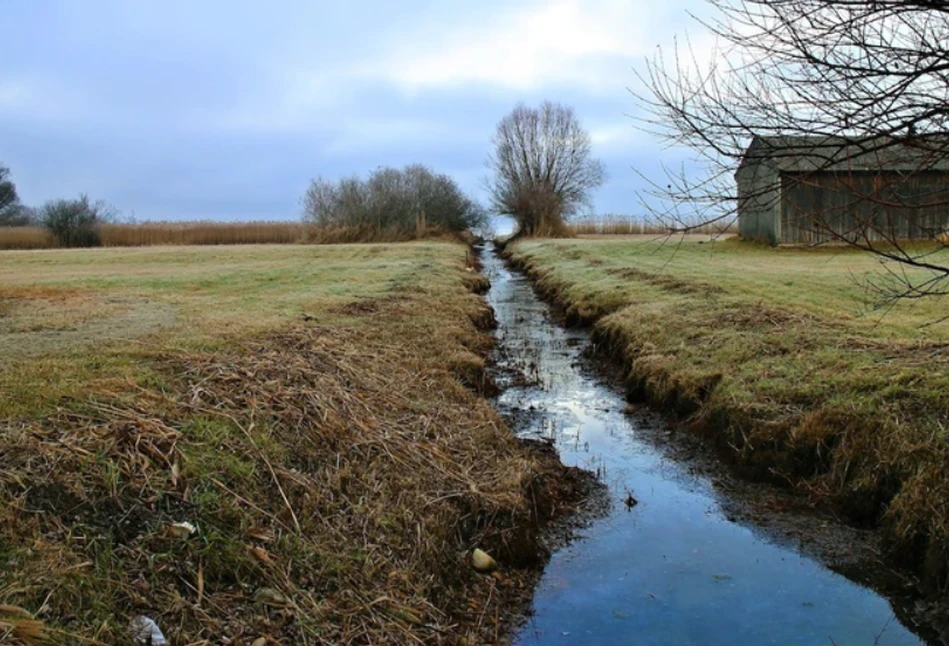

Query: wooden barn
736 136 949 245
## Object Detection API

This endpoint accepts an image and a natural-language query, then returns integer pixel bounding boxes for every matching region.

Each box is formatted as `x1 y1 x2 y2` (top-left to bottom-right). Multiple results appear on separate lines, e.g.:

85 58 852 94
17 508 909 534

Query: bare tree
488 102 606 237
637 1 949 302
302 165 484 241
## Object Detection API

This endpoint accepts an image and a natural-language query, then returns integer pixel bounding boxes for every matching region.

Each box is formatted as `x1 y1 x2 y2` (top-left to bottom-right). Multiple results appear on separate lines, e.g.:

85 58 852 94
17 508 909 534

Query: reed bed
0 222 306 249
100 222 306 246
0 227 53 250
568 215 738 236
0 222 472 249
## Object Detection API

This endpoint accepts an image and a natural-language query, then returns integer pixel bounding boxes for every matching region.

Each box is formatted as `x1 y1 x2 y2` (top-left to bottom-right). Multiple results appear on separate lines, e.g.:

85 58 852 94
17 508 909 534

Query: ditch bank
498 239 949 641
0 252 591 646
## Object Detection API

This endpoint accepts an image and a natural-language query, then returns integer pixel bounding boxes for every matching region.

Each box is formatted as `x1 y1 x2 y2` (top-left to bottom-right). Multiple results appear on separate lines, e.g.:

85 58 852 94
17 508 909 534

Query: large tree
638 1 949 301
488 102 605 237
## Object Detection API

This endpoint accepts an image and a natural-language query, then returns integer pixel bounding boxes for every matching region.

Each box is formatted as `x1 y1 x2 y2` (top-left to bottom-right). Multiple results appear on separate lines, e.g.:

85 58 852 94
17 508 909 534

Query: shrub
302 165 485 239
40 195 113 247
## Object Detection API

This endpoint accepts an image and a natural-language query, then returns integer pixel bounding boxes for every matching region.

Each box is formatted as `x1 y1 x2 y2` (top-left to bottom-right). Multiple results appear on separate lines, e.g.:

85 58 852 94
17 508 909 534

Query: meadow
0 243 579 644
506 235 949 589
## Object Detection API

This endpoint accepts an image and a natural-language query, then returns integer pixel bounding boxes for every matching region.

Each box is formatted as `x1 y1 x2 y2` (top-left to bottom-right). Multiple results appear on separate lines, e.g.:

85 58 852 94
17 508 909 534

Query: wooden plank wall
780 171 949 244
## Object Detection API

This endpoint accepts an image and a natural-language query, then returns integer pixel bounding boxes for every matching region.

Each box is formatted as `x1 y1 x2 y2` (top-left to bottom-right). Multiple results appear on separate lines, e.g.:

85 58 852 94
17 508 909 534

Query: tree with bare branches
488 102 605 237
302 164 484 241
637 0 949 302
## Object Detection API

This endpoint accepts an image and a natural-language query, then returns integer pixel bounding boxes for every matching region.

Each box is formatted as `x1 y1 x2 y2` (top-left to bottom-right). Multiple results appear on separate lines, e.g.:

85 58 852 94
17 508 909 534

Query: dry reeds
0 222 471 249
101 222 305 246
568 215 738 236
0 222 305 250
0 227 53 250
505 239 949 596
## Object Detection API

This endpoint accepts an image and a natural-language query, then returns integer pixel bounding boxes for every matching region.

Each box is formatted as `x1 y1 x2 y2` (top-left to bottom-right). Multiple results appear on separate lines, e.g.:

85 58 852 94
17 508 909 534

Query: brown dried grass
0 222 305 249
0 223 471 249
568 216 738 236
0 227 53 250
0 269 582 644
100 222 306 246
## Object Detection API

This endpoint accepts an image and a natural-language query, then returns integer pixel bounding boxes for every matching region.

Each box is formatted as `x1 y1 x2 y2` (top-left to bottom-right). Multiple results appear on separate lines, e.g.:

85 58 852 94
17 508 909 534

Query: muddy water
480 246 927 646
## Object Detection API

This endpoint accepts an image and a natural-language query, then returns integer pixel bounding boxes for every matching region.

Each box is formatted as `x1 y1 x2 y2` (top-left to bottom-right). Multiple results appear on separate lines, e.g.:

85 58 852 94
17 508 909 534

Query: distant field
508 236 949 589
0 243 571 644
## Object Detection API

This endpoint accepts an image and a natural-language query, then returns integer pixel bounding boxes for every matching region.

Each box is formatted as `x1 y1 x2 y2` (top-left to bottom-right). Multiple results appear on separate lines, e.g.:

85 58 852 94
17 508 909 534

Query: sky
0 0 710 222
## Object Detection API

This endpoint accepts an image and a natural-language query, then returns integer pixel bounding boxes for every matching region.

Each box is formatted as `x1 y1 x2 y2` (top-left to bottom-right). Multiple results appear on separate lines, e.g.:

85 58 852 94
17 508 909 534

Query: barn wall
781 171 949 244
737 161 781 244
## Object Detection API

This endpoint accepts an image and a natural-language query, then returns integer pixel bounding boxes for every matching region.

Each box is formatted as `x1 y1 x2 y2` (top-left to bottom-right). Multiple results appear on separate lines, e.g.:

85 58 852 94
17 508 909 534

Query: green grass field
0 243 574 645
508 235 949 589
0 244 472 418
516 235 949 338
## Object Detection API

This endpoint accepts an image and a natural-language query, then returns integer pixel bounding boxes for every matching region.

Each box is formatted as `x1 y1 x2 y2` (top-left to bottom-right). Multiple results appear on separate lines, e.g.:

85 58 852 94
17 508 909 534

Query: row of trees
302 103 607 240
0 164 112 246
302 164 485 238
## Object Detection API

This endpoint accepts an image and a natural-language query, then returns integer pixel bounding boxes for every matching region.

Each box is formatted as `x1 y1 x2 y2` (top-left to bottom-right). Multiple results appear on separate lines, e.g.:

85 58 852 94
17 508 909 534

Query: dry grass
100 222 306 246
0 227 53 249
0 222 305 249
567 216 738 237
0 243 583 644
506 236 949 590
0 222 471 250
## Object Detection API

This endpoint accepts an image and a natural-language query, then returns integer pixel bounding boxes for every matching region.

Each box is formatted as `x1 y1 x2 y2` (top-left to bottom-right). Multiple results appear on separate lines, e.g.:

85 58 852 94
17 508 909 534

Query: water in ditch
480 245 929 646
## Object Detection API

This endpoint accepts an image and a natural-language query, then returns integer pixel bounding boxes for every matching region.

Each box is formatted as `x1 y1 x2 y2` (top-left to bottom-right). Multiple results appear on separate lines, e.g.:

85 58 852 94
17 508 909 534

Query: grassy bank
0 243 584 644
505 235 949 589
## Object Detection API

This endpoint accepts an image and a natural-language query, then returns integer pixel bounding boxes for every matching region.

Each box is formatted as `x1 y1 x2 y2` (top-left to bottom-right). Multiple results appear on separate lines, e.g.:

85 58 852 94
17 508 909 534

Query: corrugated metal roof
739 135 949 173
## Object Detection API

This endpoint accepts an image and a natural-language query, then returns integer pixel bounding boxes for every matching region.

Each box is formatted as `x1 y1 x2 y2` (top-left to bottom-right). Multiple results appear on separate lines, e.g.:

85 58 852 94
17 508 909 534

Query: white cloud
374 0 657 92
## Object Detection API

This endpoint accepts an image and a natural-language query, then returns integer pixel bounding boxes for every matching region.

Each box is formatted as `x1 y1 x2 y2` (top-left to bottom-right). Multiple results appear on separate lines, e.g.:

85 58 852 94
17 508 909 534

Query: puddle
480 244 933 646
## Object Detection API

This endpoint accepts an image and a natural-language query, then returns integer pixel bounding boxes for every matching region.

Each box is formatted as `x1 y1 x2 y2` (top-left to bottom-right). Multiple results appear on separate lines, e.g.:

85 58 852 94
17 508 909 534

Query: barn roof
739 135 949 174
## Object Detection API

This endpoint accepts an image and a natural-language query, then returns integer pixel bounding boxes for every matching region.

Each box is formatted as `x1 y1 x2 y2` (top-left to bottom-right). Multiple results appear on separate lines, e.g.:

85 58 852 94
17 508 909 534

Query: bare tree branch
635 0 949 304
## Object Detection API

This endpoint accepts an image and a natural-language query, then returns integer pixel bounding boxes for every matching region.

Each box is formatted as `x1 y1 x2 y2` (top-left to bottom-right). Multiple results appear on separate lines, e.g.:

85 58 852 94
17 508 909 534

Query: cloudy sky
1 0 709 221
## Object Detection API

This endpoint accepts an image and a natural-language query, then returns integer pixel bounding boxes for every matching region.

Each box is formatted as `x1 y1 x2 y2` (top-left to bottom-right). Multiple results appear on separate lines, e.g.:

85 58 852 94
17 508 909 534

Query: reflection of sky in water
481 248 924 646
488 214 517 237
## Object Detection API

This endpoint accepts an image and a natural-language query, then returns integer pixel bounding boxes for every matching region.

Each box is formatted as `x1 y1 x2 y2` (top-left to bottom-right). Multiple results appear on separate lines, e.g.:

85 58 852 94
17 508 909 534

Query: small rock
251 638 268 646
472 548 497 573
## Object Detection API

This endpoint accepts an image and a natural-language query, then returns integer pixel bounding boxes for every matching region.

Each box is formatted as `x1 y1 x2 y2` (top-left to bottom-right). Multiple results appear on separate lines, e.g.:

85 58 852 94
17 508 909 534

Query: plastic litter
129 615 168 645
